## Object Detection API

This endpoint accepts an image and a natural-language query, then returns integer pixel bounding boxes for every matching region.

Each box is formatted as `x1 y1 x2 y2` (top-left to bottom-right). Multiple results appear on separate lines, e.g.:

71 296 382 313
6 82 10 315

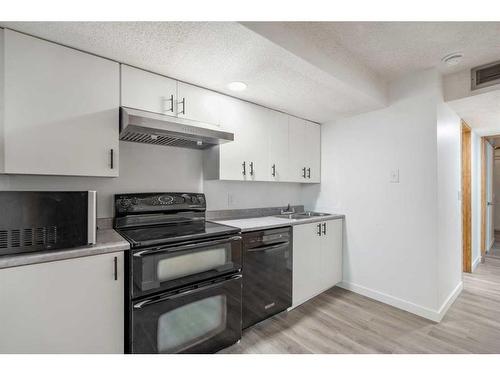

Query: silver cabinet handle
250 162 254 176
113 256 118 281
302 167 306 178
110 149 114 169
164 94 174 113
322 222 326 235
178 97 186 115
272 164 276 177
242 161 246 176
317 223 322 236
307 168 311 179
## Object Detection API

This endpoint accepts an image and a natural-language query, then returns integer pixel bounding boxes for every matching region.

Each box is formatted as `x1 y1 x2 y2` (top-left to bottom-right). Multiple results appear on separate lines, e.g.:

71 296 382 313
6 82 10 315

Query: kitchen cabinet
204 96 269 181
0 29 119 177
121 65 222 129
292 218 343 307
289 117 321 183
177 81 222 128
121 64 177 116
267 111 290 181
0 251 124 353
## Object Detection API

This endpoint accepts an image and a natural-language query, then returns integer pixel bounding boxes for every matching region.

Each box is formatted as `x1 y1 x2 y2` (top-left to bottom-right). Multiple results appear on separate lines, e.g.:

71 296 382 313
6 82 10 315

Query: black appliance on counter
0 191 96 257
114 192 242 354
242 227 292 329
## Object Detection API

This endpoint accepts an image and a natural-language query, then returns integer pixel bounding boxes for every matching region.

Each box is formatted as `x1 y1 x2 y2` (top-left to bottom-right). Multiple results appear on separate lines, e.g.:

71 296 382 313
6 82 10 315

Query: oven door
131 274 242 354
132 235 242 298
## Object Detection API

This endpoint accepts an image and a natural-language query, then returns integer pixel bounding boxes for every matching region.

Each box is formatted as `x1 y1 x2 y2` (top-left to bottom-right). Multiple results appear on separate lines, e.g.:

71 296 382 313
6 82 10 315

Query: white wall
0 141 302 218
436 101 462 309
302 69 462 321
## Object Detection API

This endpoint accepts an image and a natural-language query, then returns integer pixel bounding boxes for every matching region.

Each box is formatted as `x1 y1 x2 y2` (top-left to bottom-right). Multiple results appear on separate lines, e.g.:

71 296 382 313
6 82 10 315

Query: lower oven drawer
131 274 242 354
132 235 242 298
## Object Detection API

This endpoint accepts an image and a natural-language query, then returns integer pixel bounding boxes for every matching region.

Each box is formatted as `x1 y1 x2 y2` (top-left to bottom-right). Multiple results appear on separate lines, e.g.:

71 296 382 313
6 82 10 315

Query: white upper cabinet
288 116 321 183
204 98 321 183
1 29 119 177
205 96 268 181
121 65 177 116
267 111 289 182
177 82 222 128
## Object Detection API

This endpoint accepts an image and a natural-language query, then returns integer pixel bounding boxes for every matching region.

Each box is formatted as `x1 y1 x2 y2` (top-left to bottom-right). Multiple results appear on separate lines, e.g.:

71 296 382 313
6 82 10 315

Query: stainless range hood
119 107 234 149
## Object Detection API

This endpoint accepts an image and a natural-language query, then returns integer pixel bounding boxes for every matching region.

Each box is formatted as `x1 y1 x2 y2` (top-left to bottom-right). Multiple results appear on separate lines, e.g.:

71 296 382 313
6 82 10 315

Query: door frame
481 137 487 262
461 121 472 272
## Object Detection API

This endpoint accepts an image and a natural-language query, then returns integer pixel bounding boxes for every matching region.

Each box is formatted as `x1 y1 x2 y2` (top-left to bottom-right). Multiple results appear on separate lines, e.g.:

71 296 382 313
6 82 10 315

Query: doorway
481 135 500 260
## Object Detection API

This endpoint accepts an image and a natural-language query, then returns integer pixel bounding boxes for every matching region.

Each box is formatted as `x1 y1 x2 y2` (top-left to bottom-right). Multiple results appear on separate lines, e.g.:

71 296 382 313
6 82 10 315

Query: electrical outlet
389 169 399 183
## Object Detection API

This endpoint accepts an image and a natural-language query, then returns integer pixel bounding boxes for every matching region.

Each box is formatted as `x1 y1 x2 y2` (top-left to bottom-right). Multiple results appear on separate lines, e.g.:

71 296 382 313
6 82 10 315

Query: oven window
157 247 228 282
157 295 227 353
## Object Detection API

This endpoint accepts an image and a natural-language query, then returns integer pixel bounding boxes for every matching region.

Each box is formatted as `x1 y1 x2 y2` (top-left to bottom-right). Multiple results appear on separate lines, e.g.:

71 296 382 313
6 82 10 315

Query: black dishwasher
242 226 292 329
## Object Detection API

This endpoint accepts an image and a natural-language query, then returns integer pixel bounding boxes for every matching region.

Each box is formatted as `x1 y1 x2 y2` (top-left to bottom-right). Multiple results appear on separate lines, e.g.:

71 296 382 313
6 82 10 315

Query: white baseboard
338 280 463 322
472 256 481 271
436 281 463 321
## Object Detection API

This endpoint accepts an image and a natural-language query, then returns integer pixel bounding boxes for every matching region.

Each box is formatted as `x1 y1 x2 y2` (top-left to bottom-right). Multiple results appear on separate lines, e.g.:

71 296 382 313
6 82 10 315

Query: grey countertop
211 213 345 233
0 229 130 269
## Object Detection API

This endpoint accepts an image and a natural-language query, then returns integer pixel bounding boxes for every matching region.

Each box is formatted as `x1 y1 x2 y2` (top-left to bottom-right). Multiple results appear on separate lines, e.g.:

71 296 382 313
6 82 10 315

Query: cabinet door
320 219 343 290
177 82 221 129
304 121 321 183
267 111 289 182
218 97 268 181
121 64 177 116
292 222 322 307
3 30 120 177
0 252 124 353
288 116 308 182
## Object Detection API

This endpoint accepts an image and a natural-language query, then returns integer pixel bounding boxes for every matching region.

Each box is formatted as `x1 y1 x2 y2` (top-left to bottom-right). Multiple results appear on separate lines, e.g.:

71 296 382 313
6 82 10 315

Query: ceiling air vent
472 60 500 90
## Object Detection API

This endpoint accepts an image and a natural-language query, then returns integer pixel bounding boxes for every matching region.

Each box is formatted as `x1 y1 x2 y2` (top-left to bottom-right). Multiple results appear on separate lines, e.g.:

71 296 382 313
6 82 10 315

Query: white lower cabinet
0 252 124 354
292 219 343 307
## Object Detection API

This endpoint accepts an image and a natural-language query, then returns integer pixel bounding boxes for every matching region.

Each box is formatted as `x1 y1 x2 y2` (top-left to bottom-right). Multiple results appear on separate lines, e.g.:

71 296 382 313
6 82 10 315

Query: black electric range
114 192 242 354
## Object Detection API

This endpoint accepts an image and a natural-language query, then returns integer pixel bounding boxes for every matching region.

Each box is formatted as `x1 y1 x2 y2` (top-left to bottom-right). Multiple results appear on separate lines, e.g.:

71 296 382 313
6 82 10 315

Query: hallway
222 257 500 354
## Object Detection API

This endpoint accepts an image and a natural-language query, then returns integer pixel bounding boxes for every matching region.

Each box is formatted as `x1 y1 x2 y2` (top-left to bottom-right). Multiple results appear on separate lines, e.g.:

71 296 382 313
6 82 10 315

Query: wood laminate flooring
220 256 500 354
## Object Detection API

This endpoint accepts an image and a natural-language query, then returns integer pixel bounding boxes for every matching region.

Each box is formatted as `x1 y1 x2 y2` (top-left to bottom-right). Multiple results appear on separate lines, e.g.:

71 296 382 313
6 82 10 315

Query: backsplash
0 141 304 218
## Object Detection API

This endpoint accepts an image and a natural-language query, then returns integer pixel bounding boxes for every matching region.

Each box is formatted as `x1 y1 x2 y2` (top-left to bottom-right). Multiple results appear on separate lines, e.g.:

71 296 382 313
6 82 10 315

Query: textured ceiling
2 22 500 125
448 91 500 136
0 22 386 123
321 22 500 80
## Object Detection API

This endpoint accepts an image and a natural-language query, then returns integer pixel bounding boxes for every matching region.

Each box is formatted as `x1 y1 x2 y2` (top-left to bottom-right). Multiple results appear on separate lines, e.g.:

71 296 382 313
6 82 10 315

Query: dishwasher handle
246 241 290 253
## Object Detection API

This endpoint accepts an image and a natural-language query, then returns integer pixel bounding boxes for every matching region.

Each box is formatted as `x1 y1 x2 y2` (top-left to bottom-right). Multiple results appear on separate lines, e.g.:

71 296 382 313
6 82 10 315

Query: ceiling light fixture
227 81 247 91
442 52 464 66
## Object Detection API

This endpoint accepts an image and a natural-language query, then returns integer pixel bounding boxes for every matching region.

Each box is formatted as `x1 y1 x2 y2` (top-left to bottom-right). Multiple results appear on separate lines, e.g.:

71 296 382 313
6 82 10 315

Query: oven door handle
246 241 289 253
133 274 242 309
133 235 242 257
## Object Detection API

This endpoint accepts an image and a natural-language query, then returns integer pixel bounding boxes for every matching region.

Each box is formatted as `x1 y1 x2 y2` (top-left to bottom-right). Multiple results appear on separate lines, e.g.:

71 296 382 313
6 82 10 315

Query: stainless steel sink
274 211 330 220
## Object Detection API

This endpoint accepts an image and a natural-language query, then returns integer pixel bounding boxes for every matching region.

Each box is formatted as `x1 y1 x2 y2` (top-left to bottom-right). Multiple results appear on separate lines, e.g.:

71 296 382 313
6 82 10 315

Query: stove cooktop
116 221 240 248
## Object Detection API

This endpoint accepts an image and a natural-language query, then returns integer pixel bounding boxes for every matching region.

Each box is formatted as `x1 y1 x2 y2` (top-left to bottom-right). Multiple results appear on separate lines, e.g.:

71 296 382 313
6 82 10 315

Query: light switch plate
390 169 400 183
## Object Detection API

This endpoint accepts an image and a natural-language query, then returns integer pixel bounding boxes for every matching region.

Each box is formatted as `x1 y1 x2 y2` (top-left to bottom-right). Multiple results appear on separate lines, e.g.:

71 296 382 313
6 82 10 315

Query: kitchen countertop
0 229 130 269
211 213 344 233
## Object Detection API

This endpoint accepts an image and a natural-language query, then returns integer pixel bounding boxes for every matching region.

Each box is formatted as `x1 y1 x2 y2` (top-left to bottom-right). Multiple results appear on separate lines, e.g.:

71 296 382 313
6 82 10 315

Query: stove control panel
114 192 206 215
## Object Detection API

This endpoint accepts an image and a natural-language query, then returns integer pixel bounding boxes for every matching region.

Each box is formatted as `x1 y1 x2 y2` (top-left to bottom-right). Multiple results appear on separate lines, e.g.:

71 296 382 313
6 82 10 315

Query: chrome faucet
280 203 295 215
